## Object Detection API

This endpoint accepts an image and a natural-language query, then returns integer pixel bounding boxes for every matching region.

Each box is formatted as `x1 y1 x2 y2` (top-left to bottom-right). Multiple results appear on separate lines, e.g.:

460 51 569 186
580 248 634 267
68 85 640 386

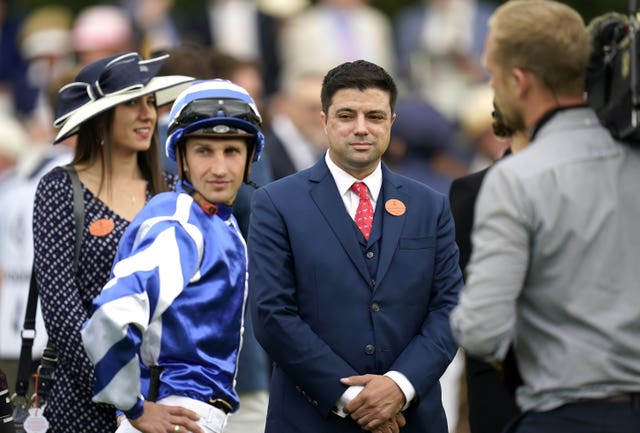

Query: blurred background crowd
0 1 631 432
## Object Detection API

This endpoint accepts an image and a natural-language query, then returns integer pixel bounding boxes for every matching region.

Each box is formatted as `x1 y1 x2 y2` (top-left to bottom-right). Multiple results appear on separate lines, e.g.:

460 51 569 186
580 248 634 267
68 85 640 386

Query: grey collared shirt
451 107 640 412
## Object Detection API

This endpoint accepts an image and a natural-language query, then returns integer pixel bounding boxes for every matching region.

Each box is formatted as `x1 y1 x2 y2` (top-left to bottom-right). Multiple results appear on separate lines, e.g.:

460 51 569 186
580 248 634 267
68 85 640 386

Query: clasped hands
341 374 407 433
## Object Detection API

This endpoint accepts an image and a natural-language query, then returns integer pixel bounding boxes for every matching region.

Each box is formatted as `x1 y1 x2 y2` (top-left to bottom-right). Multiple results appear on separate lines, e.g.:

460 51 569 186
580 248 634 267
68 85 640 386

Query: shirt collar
324 151 382 201
529 103 588 141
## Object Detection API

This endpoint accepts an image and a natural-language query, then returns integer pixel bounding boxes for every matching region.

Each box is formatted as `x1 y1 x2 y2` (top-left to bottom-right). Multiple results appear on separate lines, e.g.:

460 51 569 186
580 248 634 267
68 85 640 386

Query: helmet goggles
169 97 261 134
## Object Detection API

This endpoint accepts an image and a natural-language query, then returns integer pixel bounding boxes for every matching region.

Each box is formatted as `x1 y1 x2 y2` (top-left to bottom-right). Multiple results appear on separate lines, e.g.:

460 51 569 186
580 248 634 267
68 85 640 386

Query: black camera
586 7 640 146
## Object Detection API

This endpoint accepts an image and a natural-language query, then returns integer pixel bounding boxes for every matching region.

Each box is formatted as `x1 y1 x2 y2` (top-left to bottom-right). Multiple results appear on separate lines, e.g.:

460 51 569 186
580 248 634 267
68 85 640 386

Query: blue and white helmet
165 79 264 164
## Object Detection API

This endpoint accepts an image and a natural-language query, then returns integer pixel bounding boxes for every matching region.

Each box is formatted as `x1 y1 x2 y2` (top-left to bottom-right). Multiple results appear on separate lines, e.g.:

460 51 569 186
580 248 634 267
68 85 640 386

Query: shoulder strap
61 164 84 272
15 165 85 397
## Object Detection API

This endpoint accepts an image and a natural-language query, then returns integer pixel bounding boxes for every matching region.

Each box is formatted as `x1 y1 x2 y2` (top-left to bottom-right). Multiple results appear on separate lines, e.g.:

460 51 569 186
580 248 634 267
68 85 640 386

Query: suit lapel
376 167 408 286
308 160 371 284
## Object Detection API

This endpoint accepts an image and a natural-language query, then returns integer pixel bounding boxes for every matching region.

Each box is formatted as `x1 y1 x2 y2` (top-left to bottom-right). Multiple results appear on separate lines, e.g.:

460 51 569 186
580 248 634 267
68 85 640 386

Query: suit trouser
507 395 640 433
465 354 520 433
116 395 228 433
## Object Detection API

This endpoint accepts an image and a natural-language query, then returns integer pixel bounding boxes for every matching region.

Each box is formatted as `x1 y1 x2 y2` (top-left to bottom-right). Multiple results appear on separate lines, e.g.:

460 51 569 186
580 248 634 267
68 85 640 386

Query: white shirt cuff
384 371 415 411
332 385 364 418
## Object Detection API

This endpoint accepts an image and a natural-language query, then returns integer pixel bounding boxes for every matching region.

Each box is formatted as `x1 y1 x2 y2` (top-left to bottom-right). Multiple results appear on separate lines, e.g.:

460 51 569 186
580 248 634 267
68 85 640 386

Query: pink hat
72 5 134 54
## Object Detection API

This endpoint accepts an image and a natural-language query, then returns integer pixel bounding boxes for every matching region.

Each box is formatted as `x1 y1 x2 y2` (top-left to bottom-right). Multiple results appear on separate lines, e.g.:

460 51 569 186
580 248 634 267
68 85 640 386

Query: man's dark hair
320 60 397 114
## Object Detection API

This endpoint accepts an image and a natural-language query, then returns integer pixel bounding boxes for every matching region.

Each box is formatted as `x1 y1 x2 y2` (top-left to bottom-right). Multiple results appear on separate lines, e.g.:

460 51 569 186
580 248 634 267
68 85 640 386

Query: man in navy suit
248 60 463 433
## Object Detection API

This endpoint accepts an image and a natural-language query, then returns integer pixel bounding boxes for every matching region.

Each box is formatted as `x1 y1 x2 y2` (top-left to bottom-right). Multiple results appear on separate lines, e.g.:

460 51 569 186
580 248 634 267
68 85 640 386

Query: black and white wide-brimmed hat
53 52 193 144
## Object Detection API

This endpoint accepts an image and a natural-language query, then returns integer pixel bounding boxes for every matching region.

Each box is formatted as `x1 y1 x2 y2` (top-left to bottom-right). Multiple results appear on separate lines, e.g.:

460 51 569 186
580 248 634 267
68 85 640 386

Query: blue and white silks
82 180 247 419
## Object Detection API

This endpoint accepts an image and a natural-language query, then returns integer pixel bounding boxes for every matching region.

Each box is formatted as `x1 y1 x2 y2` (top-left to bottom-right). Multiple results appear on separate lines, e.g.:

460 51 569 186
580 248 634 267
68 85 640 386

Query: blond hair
488 0 591 97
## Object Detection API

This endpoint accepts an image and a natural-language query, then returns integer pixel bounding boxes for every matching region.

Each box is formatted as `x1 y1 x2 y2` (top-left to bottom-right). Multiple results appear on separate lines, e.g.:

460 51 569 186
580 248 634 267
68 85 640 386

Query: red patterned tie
352 182 374 241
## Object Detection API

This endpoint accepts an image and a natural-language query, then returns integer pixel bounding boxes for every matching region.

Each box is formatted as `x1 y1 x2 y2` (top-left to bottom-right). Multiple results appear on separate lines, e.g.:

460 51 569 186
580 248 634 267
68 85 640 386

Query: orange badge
385 199 406 216
89 218 115 237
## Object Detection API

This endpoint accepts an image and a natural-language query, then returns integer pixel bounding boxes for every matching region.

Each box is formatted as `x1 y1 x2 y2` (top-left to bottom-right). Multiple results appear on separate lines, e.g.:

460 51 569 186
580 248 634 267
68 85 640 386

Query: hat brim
54 75 194 144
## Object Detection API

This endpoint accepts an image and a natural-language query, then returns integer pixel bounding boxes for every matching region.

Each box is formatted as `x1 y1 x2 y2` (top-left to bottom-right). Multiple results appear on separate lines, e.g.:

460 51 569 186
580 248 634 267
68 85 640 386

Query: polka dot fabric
32 167 175 432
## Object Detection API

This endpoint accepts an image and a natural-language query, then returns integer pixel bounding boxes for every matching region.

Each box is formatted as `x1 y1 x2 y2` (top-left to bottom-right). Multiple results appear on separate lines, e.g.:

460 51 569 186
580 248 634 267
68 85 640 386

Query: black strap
64 165 84 271
146 366 164 402
14 165 84 398
14 276 37 397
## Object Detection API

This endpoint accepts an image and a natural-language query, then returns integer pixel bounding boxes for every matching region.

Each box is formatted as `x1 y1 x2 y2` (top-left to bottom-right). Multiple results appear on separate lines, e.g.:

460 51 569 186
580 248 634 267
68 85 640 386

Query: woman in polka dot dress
32 52 191 433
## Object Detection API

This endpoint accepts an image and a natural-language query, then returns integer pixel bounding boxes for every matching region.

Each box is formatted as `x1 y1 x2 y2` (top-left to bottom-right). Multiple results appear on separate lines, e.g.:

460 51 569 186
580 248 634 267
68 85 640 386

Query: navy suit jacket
248 159 462 433
262 128 297 181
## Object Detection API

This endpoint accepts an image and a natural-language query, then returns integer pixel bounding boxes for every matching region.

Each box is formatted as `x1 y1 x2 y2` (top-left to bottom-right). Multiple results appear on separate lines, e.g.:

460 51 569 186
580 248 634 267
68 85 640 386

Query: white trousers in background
223 391 269 433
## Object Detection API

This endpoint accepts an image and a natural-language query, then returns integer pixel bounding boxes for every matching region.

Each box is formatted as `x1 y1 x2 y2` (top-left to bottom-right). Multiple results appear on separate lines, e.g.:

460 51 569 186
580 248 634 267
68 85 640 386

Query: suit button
366 251 374 259
371 303 380 312
370 278 375 287
364 344 375 355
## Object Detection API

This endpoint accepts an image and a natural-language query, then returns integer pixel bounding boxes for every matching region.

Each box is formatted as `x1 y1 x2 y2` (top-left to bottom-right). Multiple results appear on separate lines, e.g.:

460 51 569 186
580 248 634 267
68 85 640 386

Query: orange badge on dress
385 199 406 216
89 218 115 237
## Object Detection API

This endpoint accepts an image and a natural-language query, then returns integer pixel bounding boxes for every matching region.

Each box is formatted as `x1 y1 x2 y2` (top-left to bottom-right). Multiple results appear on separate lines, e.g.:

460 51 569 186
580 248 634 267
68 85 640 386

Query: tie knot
351 182 369 200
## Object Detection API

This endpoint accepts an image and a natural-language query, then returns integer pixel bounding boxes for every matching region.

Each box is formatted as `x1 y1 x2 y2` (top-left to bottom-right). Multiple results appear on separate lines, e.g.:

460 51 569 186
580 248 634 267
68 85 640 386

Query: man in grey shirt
451 1 640 432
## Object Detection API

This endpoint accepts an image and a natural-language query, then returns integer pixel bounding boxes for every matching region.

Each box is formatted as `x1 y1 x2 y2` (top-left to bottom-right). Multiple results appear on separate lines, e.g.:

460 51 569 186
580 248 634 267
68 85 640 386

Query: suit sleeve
248 187 359 416
449 171 486 274
450 166 530 360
